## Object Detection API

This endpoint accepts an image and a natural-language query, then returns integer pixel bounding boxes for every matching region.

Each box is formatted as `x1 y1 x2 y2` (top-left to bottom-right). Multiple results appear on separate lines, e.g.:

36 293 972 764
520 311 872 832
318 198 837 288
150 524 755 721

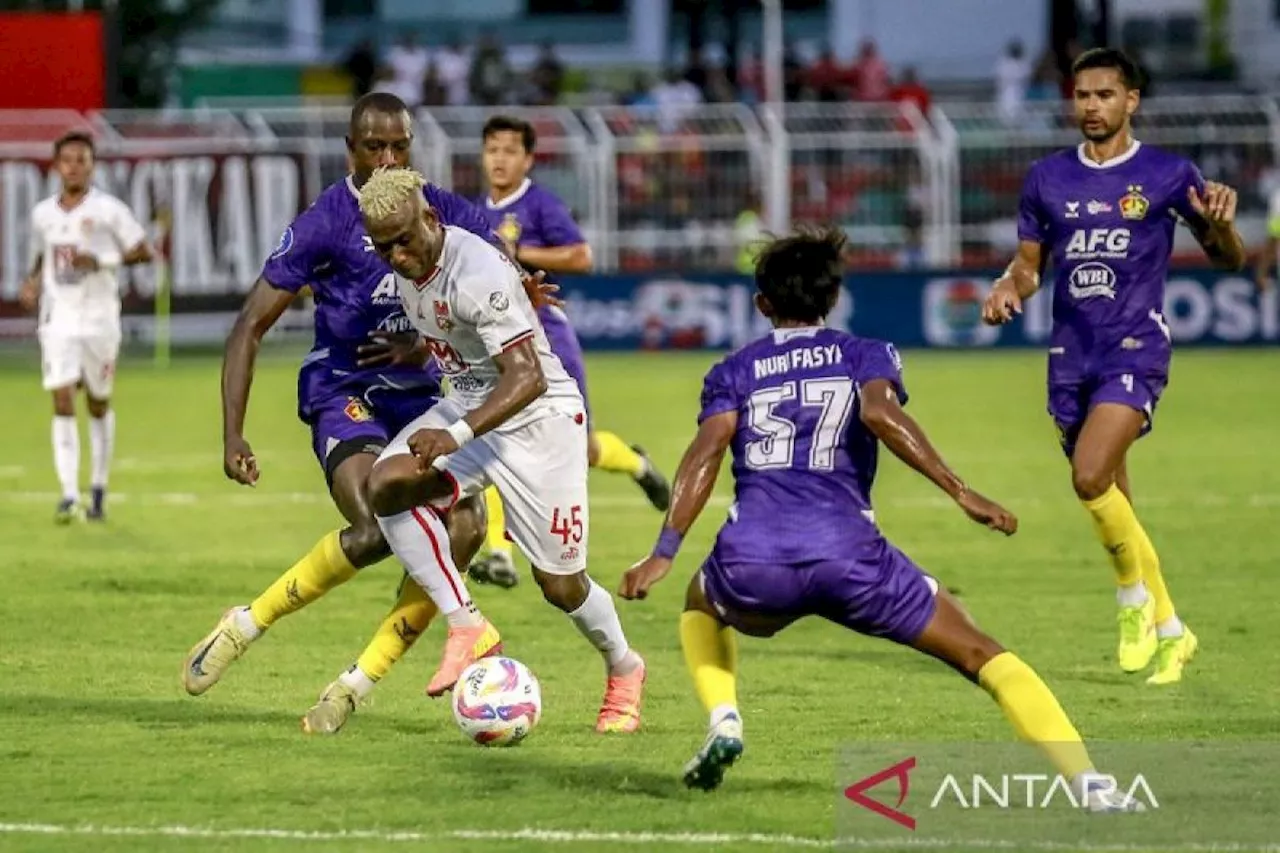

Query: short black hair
53 131 94 159
754 226 847 324
1071 47 1142 91
482 115 537 154
349 92 410 135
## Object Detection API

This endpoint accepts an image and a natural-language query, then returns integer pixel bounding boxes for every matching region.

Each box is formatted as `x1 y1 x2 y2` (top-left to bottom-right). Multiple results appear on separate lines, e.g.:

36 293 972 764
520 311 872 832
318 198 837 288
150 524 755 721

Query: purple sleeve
853 339 908 406
260 204 331 293
1169 158 1208 227
1016 164 1048 244
425 185 499 245
698 358 740 424
536 192 586 246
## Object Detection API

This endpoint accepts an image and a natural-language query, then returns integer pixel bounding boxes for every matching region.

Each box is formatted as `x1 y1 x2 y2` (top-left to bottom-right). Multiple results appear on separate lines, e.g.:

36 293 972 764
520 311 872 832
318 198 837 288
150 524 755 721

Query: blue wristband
652 527 683 560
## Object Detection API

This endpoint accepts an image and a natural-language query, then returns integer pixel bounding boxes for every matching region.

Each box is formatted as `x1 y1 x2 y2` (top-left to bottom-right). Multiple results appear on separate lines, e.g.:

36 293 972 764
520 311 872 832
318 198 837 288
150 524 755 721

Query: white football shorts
38 327 121 398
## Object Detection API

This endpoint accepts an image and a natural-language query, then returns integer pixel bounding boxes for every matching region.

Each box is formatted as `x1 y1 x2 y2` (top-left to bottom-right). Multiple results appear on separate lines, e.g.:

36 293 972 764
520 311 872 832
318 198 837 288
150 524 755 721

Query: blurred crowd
339 34 1175 273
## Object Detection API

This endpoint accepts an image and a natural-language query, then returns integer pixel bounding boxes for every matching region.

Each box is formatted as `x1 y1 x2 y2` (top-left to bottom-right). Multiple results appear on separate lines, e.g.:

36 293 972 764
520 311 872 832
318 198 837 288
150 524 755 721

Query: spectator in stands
851 40 890 101
1027 49 1061 103
684 49 710 96
703 65 737 104
530 41 565 106
890 66 931 119
435 38 471 106
343 39 377 100
896 207 927 270
737 47 764 103
622 72 657 108
386 33 429 107
734 191 766 275
469 31 514 106
421 61 448 107
651 68 703 134
807 46 847 102
994 40 1031 124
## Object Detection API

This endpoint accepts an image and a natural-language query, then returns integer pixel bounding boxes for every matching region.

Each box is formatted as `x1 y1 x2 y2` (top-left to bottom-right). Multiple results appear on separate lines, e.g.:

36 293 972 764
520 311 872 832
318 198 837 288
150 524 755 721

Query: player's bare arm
221 277 297 485
407 337 548 469
70 240 153 273
18 255 41 311
1185 181 1246 272
515 243 593 275
860 378 1017 535
982 240 1044 326
619 410 736 601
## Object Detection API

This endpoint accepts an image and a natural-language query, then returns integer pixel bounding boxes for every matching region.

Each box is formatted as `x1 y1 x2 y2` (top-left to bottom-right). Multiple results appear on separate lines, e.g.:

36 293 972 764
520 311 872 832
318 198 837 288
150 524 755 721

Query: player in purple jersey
619 229 1142 811
182 93 556 734
465 115 671 588
982 49 1245 686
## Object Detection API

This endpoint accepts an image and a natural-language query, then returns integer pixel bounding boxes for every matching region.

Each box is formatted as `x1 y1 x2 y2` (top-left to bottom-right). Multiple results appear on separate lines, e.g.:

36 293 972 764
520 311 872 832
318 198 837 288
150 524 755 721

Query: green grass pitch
0 348 1277 852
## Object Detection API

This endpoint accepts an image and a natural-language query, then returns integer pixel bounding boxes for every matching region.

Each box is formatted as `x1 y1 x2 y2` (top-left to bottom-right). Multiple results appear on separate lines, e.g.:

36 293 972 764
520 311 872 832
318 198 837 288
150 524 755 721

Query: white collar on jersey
345 174 360 200
1076 139 1142 170
772 325 825 343
485 178 533 210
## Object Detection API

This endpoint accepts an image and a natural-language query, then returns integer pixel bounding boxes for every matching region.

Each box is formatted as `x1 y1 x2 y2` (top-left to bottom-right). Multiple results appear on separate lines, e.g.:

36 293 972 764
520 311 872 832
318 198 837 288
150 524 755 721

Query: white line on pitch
0 823 1274 851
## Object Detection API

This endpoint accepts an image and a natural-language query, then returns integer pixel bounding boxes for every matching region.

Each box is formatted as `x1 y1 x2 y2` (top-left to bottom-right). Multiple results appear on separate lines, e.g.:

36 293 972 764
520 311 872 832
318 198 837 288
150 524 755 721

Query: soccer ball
451 656 542 746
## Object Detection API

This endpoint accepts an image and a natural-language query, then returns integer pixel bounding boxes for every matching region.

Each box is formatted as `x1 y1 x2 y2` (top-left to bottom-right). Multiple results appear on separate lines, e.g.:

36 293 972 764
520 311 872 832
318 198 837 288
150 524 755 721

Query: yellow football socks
355 576 438 681
248 530 357 631
1134 525 1176 624
979 652 1094 780
1082 484 1146 587
593 430 646 478
483 487 512 557
680 610 738 713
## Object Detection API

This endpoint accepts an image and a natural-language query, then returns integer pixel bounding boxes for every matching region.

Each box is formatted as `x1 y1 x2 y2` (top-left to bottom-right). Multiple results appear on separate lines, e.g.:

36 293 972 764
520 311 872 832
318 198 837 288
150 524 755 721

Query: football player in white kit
19 132 152 523
356 168 646 733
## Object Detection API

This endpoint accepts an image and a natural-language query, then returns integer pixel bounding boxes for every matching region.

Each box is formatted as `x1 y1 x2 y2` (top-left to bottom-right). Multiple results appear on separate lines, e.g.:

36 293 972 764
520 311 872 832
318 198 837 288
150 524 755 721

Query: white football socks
376 506 479 623
89 409 115 489
569 578 635 672
339 664 378 698
1116 581 1149 608
52 415 79 501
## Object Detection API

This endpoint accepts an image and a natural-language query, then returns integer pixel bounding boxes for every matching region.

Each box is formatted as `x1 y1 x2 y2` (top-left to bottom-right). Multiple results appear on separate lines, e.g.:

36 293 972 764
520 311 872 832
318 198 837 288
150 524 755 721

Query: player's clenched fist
955 488 1017 535
408 428 460 470
618 555 673 600
223 435 259 485
981 279 1023 326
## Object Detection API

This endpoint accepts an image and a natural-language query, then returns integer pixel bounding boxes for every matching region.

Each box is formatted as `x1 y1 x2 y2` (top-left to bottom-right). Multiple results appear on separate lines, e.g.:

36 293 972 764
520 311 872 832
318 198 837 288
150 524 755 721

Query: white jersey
396 226 583 431
30 189 147 335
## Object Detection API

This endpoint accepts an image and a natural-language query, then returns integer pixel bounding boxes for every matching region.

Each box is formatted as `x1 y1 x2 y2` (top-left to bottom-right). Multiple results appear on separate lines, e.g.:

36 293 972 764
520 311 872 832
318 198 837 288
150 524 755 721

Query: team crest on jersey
1119 185 1149 220
271 227 295 259
344 397 372 423
434 300 453 332
488 291 510 312
497 213 522 244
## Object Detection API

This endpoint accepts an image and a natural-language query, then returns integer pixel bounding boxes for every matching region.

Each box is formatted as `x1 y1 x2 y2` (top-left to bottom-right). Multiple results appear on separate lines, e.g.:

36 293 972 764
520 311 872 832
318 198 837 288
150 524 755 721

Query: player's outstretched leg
85 395 114 521
303 497 486 733
1073 405 1194 682
369 456 501 697
469 487 519 589
183 452 393 696
589 432 672 512
50 386 81 524
912 587 1144 813
533 567 646 732
679 574 744 791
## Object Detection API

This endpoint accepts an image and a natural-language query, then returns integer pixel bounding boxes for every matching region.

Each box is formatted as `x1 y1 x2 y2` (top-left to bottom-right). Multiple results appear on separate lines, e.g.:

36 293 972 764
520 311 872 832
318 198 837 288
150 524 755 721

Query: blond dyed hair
358 167 426 221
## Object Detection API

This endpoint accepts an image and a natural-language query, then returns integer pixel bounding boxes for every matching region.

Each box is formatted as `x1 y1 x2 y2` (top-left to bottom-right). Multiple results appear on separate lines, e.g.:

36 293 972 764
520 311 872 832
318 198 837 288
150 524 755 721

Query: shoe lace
1118 607 1145 645
600 674 641 718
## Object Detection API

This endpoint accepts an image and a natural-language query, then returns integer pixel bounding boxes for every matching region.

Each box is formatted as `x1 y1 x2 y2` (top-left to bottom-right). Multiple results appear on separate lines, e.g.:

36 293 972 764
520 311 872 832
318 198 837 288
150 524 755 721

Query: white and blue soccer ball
451 656 542 746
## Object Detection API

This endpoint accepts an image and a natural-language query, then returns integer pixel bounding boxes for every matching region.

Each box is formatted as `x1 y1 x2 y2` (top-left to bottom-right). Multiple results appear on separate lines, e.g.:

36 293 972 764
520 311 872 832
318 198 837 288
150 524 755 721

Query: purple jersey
1018 142 1206 353
475 178 586 252
699 326 907 565
261 175 495 417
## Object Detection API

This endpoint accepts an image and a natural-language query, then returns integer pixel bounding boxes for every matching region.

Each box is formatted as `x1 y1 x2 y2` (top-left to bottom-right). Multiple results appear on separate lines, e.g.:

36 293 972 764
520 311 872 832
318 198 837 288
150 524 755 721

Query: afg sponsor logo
922 278 999 347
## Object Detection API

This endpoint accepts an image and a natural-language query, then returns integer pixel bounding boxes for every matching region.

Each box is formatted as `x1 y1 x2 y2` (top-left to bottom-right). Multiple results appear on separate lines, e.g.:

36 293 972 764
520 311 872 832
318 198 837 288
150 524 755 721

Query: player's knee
86 397 110 419
446 498 486 565
341 521 390 568
959 635 1005 679
51 389 75 417
368 457 417 517
1070 464 1112 501
532 568 589 612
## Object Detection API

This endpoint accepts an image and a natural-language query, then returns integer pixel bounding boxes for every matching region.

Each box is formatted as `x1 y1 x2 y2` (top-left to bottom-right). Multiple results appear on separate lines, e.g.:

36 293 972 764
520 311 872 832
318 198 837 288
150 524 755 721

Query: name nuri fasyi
753 344 843 380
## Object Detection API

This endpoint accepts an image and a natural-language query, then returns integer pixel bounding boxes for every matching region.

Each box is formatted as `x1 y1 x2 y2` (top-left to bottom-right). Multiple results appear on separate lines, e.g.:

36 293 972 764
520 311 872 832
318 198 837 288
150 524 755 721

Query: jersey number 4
745 377 856 471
